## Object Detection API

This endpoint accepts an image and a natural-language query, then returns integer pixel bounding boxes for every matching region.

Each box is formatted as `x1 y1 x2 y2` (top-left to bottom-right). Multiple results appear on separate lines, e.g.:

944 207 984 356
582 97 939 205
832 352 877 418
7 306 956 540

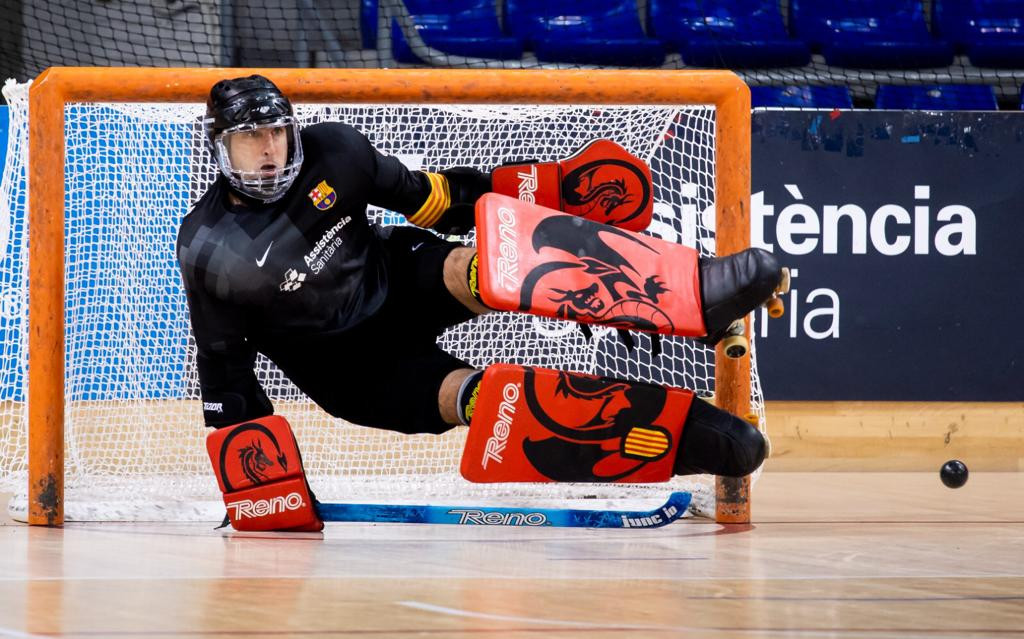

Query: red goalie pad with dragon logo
460 364 694 483
476 193 706 336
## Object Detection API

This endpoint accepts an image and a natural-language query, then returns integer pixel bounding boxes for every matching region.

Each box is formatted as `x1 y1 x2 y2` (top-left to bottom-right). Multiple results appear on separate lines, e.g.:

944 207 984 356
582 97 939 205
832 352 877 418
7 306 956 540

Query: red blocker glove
460 364 693 483
206 416 324 532
491 139 653 231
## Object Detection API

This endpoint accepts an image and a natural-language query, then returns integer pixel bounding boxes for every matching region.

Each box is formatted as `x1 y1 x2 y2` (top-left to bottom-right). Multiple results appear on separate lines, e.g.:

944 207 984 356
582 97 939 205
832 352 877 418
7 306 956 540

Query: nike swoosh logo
411 242 425 251
256 242 274 267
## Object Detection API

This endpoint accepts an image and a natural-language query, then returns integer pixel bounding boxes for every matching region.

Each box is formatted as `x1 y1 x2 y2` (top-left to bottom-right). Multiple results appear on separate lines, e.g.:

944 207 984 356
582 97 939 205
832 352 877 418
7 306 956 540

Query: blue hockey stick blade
316 491 690 528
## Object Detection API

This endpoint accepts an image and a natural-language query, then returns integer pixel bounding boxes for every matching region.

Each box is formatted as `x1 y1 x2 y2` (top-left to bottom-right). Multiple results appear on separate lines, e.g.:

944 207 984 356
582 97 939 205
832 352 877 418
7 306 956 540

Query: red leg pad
206 416 323 532
475 192 706 336
460 364 694 483
491 139 653 230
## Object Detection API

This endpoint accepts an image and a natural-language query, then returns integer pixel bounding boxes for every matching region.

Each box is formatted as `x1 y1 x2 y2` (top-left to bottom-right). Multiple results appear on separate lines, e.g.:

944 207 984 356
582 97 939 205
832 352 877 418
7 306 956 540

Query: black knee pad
674 398 766 477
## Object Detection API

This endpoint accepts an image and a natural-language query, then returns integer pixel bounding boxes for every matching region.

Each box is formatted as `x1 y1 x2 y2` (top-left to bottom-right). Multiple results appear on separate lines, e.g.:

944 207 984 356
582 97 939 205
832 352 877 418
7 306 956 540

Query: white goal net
0 78 765 521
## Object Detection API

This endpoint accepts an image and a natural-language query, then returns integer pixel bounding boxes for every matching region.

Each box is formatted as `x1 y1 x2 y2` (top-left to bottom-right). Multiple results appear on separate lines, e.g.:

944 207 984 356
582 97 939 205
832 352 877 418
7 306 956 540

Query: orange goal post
3 67 758 526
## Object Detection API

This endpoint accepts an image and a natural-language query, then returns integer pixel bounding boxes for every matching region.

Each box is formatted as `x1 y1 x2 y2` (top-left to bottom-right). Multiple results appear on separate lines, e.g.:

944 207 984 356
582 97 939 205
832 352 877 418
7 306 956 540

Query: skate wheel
766 296 784 319
777 267 791 295
722 335 748 359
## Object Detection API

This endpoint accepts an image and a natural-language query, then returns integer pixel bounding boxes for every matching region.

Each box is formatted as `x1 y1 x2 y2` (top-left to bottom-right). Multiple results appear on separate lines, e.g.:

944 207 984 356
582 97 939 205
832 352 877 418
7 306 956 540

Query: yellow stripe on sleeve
407 172 451 229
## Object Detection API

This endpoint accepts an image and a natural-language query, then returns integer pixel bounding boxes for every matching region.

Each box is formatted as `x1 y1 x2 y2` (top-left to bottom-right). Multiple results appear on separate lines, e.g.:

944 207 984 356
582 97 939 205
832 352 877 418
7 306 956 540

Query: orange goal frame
26 67 752 526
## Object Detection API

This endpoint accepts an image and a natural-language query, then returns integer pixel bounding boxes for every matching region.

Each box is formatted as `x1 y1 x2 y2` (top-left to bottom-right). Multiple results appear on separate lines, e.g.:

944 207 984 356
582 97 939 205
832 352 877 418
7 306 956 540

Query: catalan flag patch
308 180 337 211
622 426 671 460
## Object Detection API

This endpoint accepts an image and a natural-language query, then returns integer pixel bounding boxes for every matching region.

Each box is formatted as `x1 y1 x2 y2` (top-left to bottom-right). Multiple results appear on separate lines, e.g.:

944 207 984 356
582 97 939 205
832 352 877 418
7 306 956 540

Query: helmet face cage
212 117 304 203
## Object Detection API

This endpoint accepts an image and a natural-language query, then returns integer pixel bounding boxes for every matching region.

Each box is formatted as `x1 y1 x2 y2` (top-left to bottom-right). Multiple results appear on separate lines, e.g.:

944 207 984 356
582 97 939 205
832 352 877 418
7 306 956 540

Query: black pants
270 226 477 434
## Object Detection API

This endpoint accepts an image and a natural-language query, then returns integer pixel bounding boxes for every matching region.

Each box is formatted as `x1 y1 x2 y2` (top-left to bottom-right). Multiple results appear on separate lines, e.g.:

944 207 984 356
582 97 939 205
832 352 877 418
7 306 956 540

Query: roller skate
697 248 790 359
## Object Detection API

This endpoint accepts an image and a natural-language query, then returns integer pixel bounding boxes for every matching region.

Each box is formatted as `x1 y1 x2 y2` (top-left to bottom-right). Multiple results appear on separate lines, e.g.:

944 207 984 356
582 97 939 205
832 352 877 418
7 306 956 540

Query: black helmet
204 75 304 202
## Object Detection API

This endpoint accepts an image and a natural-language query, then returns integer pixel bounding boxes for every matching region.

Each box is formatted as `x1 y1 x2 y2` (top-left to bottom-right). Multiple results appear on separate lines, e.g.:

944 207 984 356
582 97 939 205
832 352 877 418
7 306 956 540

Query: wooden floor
2 472 1022 639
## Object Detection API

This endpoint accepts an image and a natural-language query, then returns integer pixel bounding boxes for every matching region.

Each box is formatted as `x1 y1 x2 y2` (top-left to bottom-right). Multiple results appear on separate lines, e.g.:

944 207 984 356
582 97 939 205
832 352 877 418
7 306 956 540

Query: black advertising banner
752 110 1022 401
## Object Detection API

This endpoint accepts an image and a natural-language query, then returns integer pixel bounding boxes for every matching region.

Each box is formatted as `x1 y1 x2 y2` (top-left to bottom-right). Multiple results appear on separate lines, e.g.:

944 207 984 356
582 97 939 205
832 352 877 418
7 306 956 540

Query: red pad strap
475 192 706 337
491 139 653 231
206 416 323 532
460 364 693 483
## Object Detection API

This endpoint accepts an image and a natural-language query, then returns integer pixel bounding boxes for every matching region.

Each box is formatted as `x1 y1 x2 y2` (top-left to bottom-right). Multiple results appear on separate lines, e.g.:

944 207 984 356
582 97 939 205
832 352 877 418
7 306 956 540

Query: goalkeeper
179 76 782 530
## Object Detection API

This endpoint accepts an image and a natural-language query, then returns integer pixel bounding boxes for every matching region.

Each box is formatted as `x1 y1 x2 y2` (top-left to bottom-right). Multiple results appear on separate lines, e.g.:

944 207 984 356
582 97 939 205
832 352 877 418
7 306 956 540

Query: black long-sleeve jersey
177 122 488 427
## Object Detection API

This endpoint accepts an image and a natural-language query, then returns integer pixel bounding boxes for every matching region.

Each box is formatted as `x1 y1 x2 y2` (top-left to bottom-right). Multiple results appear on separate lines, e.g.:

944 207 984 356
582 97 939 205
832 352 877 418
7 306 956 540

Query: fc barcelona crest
308 180 337 211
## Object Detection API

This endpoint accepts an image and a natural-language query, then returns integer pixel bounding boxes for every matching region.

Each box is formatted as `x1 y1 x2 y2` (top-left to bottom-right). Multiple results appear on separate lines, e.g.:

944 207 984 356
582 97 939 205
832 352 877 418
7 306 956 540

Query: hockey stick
315 491 690 528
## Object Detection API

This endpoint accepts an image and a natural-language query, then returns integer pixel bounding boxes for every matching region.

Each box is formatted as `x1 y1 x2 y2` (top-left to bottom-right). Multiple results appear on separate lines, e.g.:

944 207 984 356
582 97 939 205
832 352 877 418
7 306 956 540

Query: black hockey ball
940 459 969 489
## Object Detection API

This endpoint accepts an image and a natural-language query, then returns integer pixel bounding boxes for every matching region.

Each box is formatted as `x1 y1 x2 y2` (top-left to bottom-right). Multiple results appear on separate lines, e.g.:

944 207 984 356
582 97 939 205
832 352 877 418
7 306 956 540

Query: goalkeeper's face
213 117 304 202
225 125 289 174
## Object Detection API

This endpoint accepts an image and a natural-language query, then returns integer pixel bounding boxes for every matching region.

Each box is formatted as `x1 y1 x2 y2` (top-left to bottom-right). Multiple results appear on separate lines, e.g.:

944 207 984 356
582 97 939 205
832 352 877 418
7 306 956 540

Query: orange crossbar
27 67 751 526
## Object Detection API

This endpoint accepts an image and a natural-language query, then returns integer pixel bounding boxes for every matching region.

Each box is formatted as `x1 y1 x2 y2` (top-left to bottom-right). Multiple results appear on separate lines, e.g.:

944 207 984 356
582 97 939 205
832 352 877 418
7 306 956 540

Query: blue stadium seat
648 0 810 68
361 0 377 49
751 86 853 108
504 0 665 67
791 0 954 68
389 0 523 63
875 85 998 109
934 0 1024 68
